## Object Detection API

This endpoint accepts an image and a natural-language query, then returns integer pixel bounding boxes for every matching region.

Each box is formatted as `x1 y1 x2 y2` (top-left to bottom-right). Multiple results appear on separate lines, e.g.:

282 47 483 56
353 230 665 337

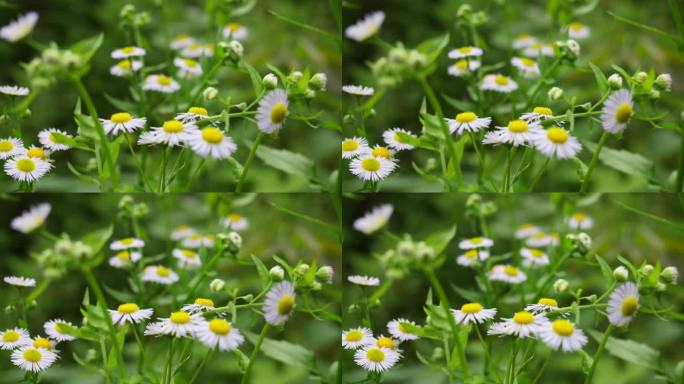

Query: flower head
567 22 590 40
515 223 540 239
108 250 142 268
342 85 375 96
110 237 145 250
0 328 30 350
447 59 481 77
222 213 249 231
488 265 527 284
145 311 202 337
263 281 296 325
525 298 561 314
0 12 38 42
11 346 58 372
446 112 491 135
4 276 36 287
176 106 210 124
568 212 593 230
345 11 385 41
172 248 201 269
0 85 30 96
138 120 198 147
11 203 51 234
488 311 547 338
142 265 179 285
539 319 587 352
187 127 237 159
181 298 216 314
383 128 416 151
354 345 400 372
256 89 289 134
448 46 483 59
608 282 640 326
456 249 490 267
483 119 542 147
350 155 396 182
4 155 52 182
520 247 550 268
142 74 180 93
222 22 248 40
452 303 497 325
101 113 147 136
481 74 518 93
0 137 25 159
192 318 244 351
347 275 380 287
44 319 76 342
111 46 146 59
342 327 374 350
110 303 153 325
532 127 582 159
174 57 203 79
458 236 493 249
342 137 370 159
387 318 419 341
110 60 143 77
601 89 633 134
511 57 540 78
353 204 393 234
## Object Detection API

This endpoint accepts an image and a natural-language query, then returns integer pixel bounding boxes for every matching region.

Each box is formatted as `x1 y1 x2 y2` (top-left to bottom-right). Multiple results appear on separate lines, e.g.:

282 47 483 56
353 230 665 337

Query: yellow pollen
530 249 545 258
33 338 51 349
194 298 214 307
188 43 200 50
181 250 196 259
366 348 385 363
111 112 132 123
26 147 46 160
513 311 534 325
117 60 132 69
572 212 587 221
461 303 483 314
170 311 191 324
188 107 208 116
157 75 172 86
118 303 139 314
532 107 553 116
226 22 241 32
455 59 469 70
371 147 391 159
376 337 395 349
538 298 558 307
361 157 381 172
546 127 569 144
2 331 20 342
116 251 130 261
470 237 483 244
342 140 359 152
521 58 536 67
456 112 477 123
464 250 478 259
345 330 363 342
183 59 198 68
270 103 288 124
504 265 519 276
201 127 224 144
458 47 473 54
121 238 135 245
508 120 528 133
23 349 42 363
122 46 136 54
552 319 574 336
277 295 295 316
209 319 231 335
163 120 184 133
494 75 510 86
621 295 638 316
0 140 13 152
156 267 171 277
615 103 633 124
569 22 584 32
228 213 241 222
16 158 36 172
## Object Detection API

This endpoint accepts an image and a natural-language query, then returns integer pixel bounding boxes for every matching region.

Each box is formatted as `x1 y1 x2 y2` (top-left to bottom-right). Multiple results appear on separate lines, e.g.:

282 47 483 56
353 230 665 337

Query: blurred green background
343 193 684 383
0 193 341 383
0 0 341 192
343 0 684 192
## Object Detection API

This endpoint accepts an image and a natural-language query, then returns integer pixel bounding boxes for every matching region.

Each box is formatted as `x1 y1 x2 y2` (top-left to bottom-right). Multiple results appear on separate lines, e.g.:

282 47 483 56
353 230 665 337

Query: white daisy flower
342 137 370 159
532 127 582 160
349 155 396 182
142 74 180 93
145 311 202 338
222 22 248 40
187 127 237 159
452 303 497 325
387 318 419 341
4 155 52 182
525 298 560 314
515 223 540 239
44 319 76 342
181 233 215 249
601 89 634 134
4 276 36 287
0 137 25 159
142 266 179 285
256 89 289 134
523 42 554 58
176 106 210 124
110 60 143 77
458 236 494 249
174 57 203 79
100 112 146 136
221 214 248 231
488 311 547 338
448 46 483 59
10 203 51 234
513 34 537 50
521 106 555 123
172 248 201 269
181 298 215 314
370 335 402 353
567 22 590 40
0 12 38 42
526 232 553 247
521 247 550 268
342 327 374 350
111 46 146 59
171 225 195 240
37 128 72 152
0 328 30 350
0 85 30 96
456 249 490 267
511 57 540 78
110 237 145 250
568 212 593 230
108 250 142 268
180 43 214 58
488 265 527 284
483 119 542 147
263 281 296 326
22 146 52 163
192 318 244 351
109 303 153 325
342 85 375 96
138 120 198 147
345 11 385 42
480 74 518 93
170 34 195 50
30 337 56 352
608 282 640 326
354 346 400 372
445 112 491 135
539 319 588 352
383 128 416 151
11 346 58 372
353 204 393 234
447 59 481 77
347 274 380 287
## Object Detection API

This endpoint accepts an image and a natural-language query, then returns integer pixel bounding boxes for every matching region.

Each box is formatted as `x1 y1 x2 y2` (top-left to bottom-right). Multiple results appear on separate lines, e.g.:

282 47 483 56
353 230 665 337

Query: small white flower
0 12 38 42
511 57 540 78
601 89 634 134
142 266 179 285
525 298 561 314
354 346 400 372
171 225 195 240
353 204 393 234
181 43 214 58
174 57 203 79
111 46 146 59
480 74 518 93
222 22 248 40
170 34 195 50
488 265 527 284
350 155 396 182
458 236 494 249
108 250 142 268
110 60 143 77
445 112 491 135
38 128 72 151
515 223 540 239
526 232 553 247
110 237 145 250
342 137 370 159
0 85 30 96
452 303 497 325
488 311 547 338
387 318 419 341
176 106 210 124
383 128 416 151
181 298 216 314
456 249 490 267
342 327 374 350
342 85 374 96
448 46 483 59
181 233 215 249
347 275 380 287
11 346 58 372
100 112 147 136
521 247 550 268
0 137 25 159
567 22 590 40
172 248 201 269
568 212 593 230
513 34 537 50
44 319 76 342
447 59 481 77
263 281 296 325
521 106 555 123
539 319 587 352
483 119 542 147
145 311 202 338
532 127 582 159
109 303 153 325
11 203 51 234
142 74 180 93
4 156 52 182
221 214 249 231
608 282 640 326
187 127 237 159
4 276 36 287
192 318 244 351
138 120 198 147
345 11 385 41
523 42 554 58
0 328 30 350
256 89 289 134
371 335 402 351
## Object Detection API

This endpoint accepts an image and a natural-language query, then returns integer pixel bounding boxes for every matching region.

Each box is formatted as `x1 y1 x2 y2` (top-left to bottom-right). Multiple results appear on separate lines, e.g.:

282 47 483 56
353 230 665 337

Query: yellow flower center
157 75 172 86
26 147 46 160
533 232 546 239
111 112 132 124
209 319 231 335
461 302 483 314
175 34 189 41
569 22 584 32
181 249 197 259
201 127 224 144
546 127 569 144
615 103 633 124
54 323 67 334
228 213 241 222
376 337 395 349
163 120 184 133
170 311 191 324
532 107 553 116
552 319 574 336
23 348 42 363
122 46 136 54
2 331 20 342
504 265 519 276
183 59 198 68
226 22 241 32
33 338 51 349
175 225 189 231
621 295 638 316
538 298 558 307
188 43 200 50
455 59 469 70
371 147 391 159
366 348 385 363
16 158 36 172
470 237 483 244
572 212 587 221
508 120 528 133
513 311 534 325
116 251 130 261
456 112 477 123
0 140 13 152
194 298 214 307
118 303 140 314
521 58 536 67
121 238 135 245
520 223 534 229
270 103 288 124
393 132 406 143
530 249 545 258
117 60 132 69
342 139 359 152
277 295 295 316
458 47 473 54
361 157 381 172
397 323 408 333
345 330 363 342
464 250 478 259
188 107 208 116
516 33 532 40
156 267 171 277
494 75 510 86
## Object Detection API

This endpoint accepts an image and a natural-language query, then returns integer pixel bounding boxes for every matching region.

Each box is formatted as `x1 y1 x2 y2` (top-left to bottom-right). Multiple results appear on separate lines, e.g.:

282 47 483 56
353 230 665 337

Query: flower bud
295 263 310 276
203 87 218 101
309 73 328 91
633 71 647 84
554 278 569 293
548 87 563 101
613 265 629 281
269 266 285 281
586 294 597 302
661 266 679 284
649 89 661 99
210 278 225 292
288 71 303 83
654 73 672 92
607 74 623 89
228 40 243 60
655 281 667 292
262 73 278 89
316 265 334 284
415 242 435 260
639 264 654 276
311 281 323 291
120 4 136 18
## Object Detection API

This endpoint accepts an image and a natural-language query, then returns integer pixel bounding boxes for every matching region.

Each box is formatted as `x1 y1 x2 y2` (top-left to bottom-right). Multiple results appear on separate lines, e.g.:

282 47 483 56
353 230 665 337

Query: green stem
535 251 572 300
159 148 170 192
468 131 485 184
164 338 177 384
584 324 614 384
532 353 552 384
506 339 520 384
184 158 206 191
125 134 154 191
580 131 610 192
131 324 145 374
474 325 490 377
528 157 551 191
525 59 561 110
235 132 265 192
189 61 224 106
188 349 214 384
676 133 684 192
240 323 271 384
503 146 516 192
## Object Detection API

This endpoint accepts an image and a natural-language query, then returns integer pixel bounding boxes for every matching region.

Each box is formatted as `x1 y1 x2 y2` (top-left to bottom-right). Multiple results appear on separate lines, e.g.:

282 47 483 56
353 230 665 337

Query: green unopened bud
586 294 597 302
415 242 435 260
649 89 661 99
432 346 445 360
607 74 623 89
661 266 679 284
425 158 437 172
639 264 654 276
309 73 327 91
227 40 243 61
262 73 278 89
269 266 285 281
85 349 97 362
554 279 569 293
654 73 672 92
311 281 323 291
655 281 667 292
210 278 225 292
548 87 563 101
294 263 310 276
633 71 647 84
396 240 416 257
203 87 218 101
613 266 629 281
288 71 303 83
120 4 136 18
4 305 15 315
316 265 334 283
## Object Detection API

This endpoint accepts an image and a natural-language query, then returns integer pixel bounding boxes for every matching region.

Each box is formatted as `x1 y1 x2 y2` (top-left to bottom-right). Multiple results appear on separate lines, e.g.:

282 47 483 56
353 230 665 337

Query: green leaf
244 332 314 370
588 62 608 94
573 0 600 15
81 225 114 259
241 61 263 96
588 330 662 370
594 254 614 283
416 33 450 65
70 33 104 63
583 141 655 180
251 255 270 286
424 225 457 256
255 143 316 181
